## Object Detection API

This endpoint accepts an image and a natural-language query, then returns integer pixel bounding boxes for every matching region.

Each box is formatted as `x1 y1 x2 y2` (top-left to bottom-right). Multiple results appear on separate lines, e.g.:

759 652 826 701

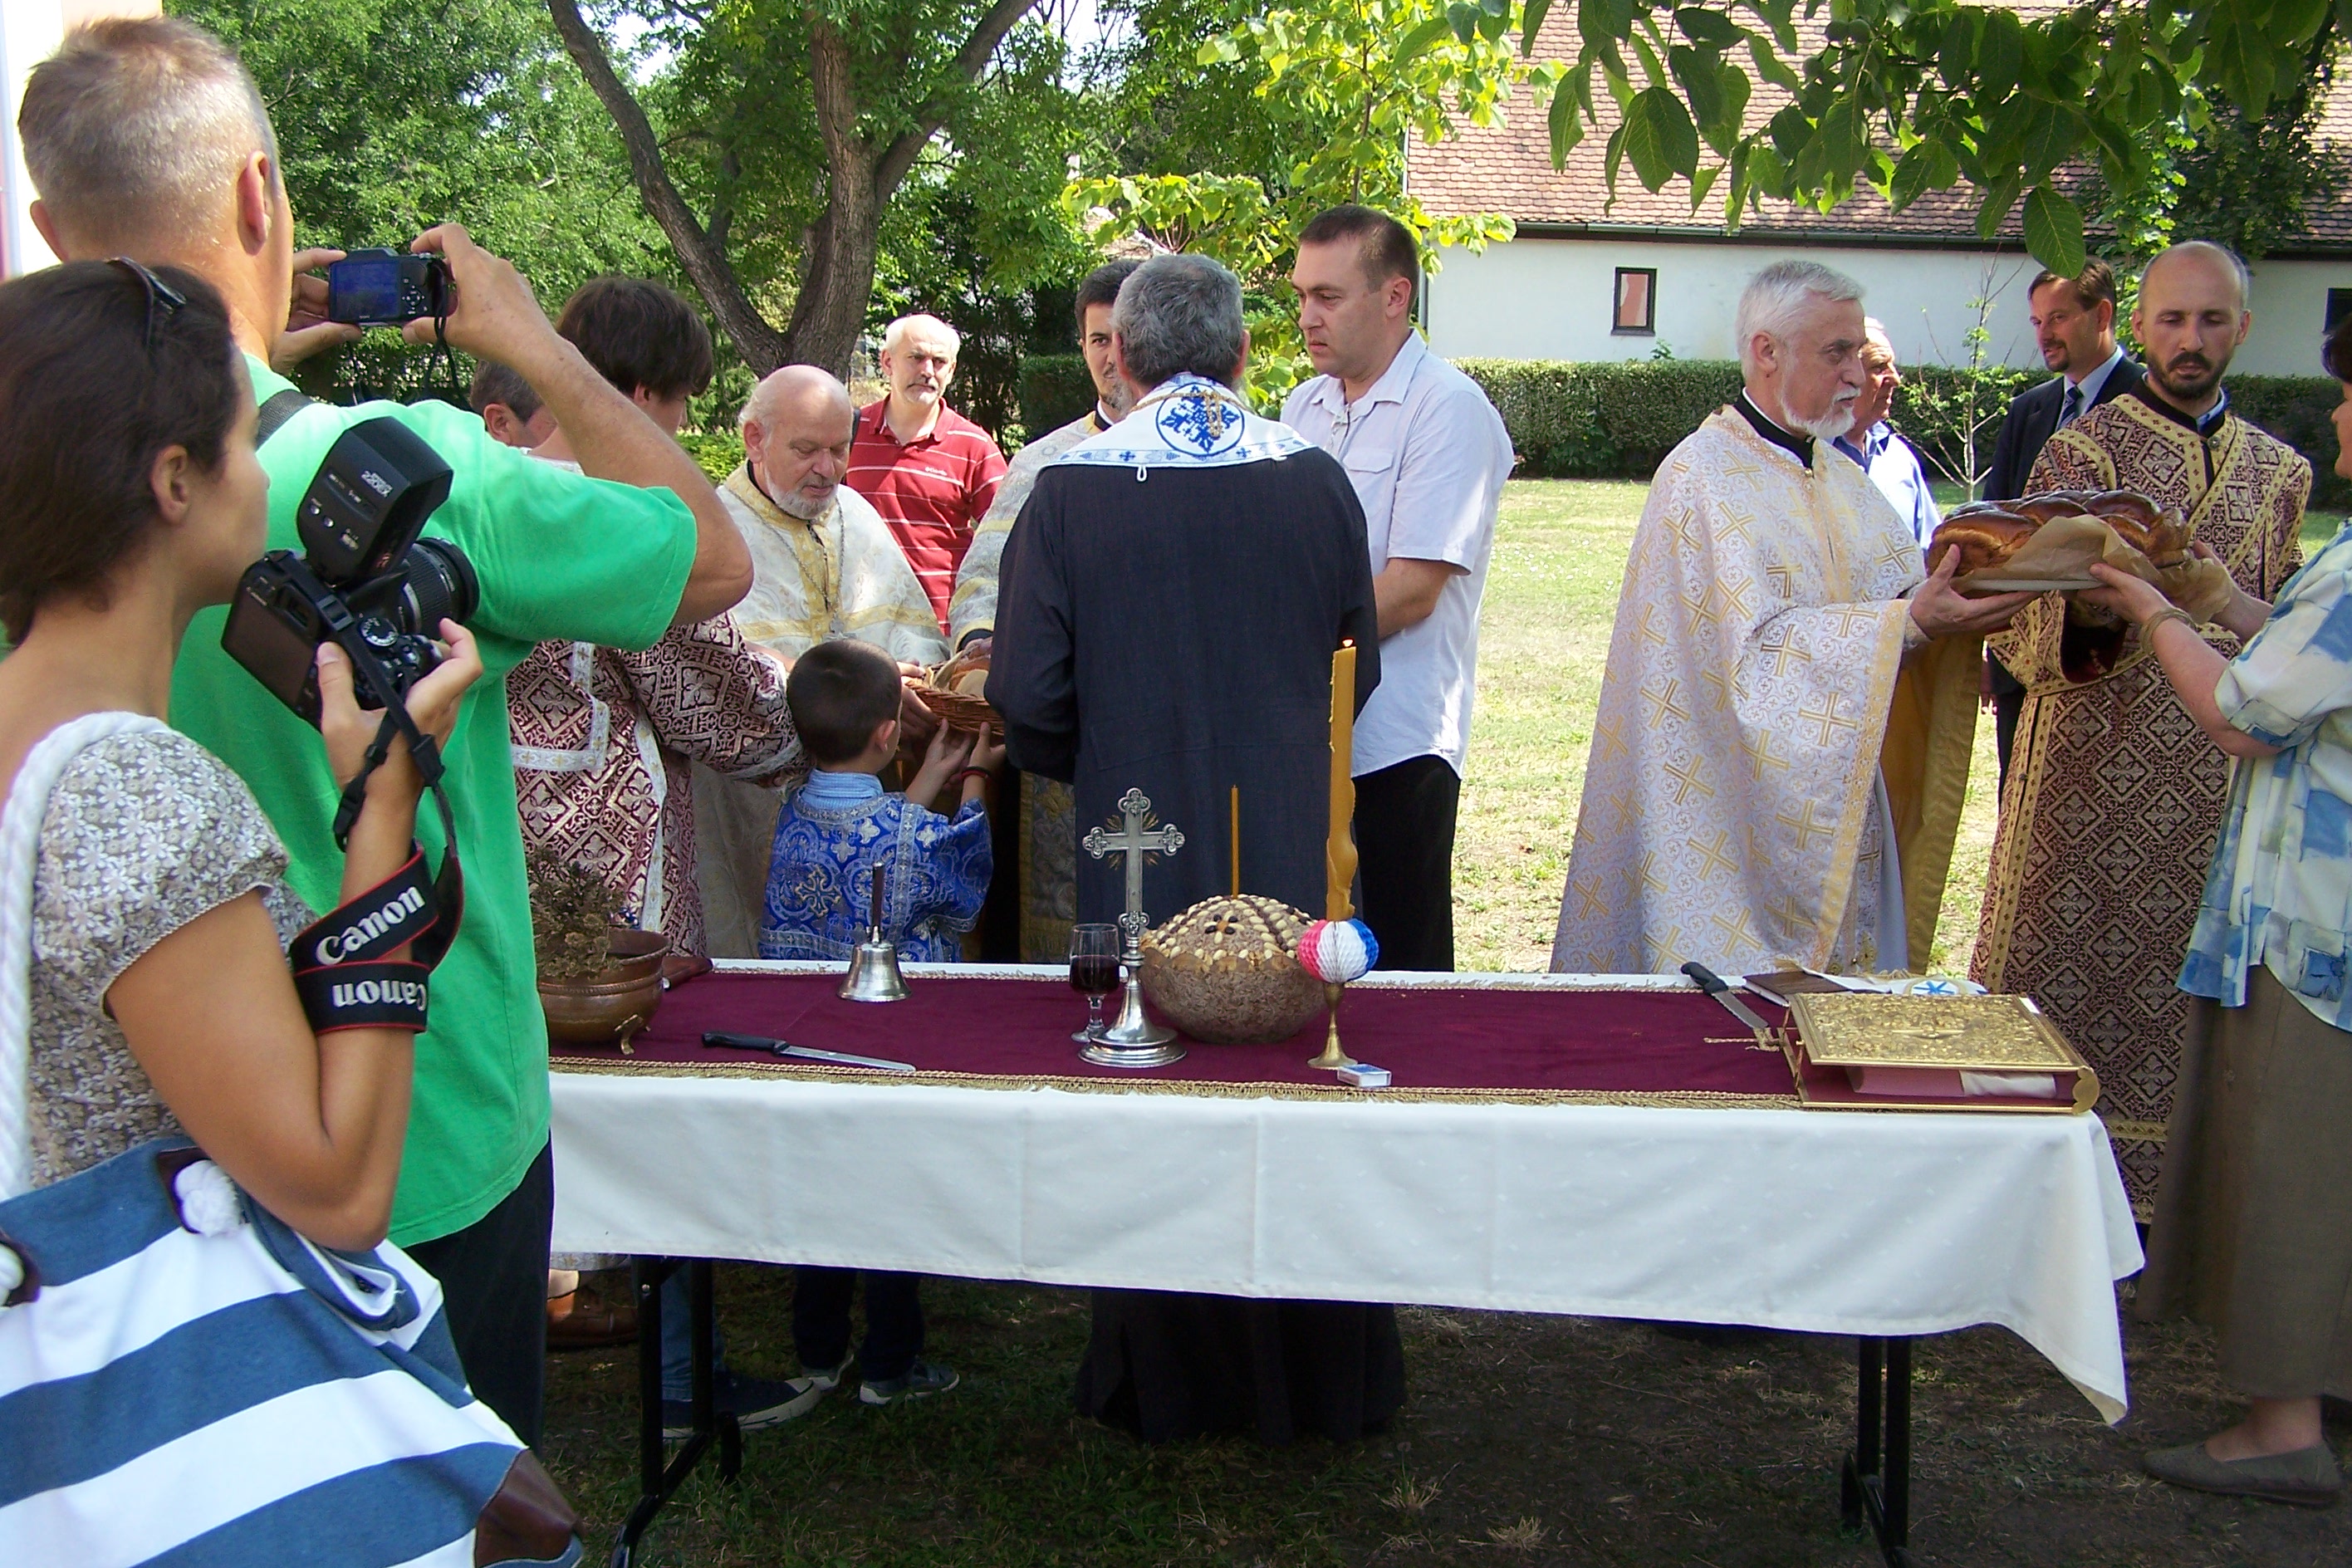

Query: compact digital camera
326 247 453 328
223 418 478 724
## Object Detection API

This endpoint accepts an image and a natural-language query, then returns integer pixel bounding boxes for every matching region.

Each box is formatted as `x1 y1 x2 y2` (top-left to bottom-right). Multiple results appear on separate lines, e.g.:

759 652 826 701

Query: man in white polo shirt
1283 205 1513 971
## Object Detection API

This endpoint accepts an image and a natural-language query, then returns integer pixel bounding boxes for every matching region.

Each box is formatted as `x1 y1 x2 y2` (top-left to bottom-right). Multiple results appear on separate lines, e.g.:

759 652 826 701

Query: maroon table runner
554 972 1800 1101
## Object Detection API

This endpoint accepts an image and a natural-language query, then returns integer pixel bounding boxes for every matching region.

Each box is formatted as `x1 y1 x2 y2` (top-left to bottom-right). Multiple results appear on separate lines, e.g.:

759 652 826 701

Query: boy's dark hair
786 639 904 766
2028 257 2118 314
1298 203 1420 306
468 359 541 421
555 276 715 401
1075 259 1142 331
0 259 240 643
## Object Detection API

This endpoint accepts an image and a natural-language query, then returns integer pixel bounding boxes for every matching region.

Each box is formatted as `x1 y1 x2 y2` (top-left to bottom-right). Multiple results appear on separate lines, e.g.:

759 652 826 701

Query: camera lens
387 538 480 635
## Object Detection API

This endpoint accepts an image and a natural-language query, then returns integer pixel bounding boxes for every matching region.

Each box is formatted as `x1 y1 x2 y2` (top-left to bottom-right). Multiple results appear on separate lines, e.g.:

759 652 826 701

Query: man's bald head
741 365 857 520
2132 241 2253 414
2143 241 2252 313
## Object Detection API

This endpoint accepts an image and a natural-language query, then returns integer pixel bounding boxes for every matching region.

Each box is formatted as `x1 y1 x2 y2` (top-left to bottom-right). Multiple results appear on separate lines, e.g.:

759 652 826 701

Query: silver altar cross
1083 787 1185 941
1077 787 1186 1066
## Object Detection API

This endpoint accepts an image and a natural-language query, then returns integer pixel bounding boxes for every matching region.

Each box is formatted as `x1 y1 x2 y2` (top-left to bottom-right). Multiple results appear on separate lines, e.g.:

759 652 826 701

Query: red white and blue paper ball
1296 919 1378 985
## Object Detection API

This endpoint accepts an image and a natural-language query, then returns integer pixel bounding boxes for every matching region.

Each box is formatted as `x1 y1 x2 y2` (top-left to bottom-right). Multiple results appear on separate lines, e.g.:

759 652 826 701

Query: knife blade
701 1031 917 1073
1679 962 1775 1036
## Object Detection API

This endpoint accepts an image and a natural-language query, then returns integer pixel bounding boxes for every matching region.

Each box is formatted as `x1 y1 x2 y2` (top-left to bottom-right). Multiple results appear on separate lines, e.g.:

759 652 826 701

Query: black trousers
403 1141 554 1448
1989 654 2025 792
793 1268 924 1382
1353 754 1461 973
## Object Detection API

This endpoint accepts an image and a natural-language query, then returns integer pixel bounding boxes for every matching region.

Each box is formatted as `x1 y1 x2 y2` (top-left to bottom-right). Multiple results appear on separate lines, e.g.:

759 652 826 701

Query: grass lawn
539 482 2352 1564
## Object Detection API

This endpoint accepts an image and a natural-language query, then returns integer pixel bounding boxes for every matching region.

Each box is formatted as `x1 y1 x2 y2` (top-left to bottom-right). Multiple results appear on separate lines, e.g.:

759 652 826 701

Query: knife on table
701 1031 917 1073
1679 962 1776 1037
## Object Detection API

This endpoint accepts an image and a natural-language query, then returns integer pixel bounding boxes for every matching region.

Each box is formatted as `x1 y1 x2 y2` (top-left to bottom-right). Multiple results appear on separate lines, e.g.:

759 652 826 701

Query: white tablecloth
550 965 2144 1420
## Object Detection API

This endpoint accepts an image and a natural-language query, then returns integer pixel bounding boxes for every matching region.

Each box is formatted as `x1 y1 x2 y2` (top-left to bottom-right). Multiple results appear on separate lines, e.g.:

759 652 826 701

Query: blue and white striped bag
0 713 582 1566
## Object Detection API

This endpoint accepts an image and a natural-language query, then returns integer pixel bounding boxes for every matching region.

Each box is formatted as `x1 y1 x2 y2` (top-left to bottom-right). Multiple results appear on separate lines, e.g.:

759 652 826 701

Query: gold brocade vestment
1974 393 2309 1215
1552 409 1978 975
692 466 948 955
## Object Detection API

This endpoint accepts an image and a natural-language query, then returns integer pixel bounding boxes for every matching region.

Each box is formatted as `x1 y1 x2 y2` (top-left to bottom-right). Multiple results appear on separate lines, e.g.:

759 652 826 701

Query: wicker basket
917 648 999 731
1139 895 1323 1044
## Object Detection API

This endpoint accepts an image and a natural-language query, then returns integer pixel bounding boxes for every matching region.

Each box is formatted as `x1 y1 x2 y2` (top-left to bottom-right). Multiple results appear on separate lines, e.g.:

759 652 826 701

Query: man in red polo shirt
849 312 1009 628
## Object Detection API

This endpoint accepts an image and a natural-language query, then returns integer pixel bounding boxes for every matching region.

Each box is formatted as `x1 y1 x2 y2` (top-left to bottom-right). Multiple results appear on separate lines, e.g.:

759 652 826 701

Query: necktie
2060 383 2084 427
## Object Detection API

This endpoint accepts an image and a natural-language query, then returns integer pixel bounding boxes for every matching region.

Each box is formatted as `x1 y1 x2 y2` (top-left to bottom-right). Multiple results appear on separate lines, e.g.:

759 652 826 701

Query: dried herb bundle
527 850 625 983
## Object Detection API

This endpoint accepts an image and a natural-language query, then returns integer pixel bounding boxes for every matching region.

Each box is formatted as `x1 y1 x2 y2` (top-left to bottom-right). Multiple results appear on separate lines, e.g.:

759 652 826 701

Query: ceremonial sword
1679 962 1777 1037
700 1031 917 1073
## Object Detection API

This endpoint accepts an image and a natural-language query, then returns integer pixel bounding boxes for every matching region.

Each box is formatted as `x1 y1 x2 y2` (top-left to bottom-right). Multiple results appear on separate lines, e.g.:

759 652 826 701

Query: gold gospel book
1782 992 2099 1114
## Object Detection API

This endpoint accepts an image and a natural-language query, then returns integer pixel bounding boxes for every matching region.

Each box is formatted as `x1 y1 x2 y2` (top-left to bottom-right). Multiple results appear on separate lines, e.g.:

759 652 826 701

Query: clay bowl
541 929 670 1052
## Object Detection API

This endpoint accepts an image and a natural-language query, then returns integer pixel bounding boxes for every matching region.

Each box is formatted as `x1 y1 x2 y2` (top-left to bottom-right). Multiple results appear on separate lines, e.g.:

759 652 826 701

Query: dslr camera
223 418 478 725
326 247 453 328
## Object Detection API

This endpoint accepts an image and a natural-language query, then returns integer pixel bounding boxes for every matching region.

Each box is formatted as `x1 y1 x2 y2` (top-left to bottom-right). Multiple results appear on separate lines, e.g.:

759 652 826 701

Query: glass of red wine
1069 923 1121 1043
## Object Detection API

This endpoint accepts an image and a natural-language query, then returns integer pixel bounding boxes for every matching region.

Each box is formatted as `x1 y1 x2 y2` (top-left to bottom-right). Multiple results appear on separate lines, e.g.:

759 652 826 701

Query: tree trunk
781 17 883 380
549 0 1042 384
545 0 787 374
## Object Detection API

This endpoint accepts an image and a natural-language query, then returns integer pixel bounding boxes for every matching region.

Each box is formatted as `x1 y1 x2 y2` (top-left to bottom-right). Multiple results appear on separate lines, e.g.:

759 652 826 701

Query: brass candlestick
1307 980 1356 1071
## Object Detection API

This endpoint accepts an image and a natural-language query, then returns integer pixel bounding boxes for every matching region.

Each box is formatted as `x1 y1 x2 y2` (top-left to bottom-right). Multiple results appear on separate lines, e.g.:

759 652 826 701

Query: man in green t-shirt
19 16 754 1446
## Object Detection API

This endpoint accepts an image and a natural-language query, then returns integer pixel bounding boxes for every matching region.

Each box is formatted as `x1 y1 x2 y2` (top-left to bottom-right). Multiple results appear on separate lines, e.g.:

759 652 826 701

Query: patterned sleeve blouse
27 729 313 1188
2181 524 2352 1028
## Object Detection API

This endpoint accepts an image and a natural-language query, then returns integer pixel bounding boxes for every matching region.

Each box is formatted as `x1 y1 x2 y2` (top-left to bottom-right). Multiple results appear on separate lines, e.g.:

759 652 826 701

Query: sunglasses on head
108 257 188 353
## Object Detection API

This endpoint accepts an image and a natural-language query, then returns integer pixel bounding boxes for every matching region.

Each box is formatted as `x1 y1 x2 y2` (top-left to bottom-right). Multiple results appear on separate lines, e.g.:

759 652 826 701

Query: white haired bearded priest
1551 262 2031 976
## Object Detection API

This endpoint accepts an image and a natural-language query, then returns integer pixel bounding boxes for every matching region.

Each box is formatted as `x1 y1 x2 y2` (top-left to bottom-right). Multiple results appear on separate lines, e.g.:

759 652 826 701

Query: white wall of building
2238 257 2352 377
1426 235 2352 378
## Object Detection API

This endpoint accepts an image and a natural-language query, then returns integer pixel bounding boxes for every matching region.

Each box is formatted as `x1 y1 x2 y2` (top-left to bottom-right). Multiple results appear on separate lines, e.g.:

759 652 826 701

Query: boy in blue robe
762 639 998 963
759 637 999 1404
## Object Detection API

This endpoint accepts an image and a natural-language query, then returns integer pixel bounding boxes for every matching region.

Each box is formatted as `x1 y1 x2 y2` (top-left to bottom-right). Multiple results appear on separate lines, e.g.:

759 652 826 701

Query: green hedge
1018 354 1096 446
678 430 745 483
1455 357 2350 508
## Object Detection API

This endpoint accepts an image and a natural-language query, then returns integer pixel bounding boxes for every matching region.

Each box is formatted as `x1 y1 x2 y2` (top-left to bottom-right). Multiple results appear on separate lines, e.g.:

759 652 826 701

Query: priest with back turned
990 252 1399 1444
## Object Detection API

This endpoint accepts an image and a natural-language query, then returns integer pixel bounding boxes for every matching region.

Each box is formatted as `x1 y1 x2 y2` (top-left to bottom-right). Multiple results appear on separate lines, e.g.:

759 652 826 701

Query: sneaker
858 1359 959 1405
661 1370 832 1439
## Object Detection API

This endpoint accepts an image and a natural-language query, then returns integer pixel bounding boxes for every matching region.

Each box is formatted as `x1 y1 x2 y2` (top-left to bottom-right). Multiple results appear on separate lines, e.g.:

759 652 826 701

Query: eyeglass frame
108 256 189 353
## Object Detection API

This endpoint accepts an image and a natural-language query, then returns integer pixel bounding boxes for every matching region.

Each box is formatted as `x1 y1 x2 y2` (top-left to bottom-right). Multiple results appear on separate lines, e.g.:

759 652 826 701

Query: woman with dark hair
2081 312 2352 1506
0 258 479 1245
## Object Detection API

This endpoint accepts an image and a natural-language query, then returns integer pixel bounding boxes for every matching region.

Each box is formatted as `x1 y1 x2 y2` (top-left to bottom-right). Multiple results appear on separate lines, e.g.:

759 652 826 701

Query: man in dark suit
1982 258 2143 785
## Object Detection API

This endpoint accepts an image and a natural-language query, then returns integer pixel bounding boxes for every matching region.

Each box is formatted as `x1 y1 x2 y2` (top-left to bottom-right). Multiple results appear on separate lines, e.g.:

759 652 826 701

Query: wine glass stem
1088 996 1104 1033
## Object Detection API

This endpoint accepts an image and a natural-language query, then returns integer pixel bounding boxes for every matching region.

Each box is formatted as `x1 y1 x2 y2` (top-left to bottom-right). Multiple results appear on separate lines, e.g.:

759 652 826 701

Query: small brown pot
540 929 669 1053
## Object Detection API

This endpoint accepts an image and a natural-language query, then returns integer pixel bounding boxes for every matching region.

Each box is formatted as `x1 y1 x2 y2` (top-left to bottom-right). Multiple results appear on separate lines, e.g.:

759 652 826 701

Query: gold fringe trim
549 1053 1800 1110
2106 1119 2169 1144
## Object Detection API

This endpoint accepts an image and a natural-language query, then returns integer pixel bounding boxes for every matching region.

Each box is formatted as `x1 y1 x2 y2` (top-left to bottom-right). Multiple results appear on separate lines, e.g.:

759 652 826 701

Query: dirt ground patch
541 1269 2352 1566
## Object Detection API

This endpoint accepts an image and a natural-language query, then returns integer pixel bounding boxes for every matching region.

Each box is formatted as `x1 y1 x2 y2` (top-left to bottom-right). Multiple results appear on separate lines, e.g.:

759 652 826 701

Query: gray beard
1791 402 1859 442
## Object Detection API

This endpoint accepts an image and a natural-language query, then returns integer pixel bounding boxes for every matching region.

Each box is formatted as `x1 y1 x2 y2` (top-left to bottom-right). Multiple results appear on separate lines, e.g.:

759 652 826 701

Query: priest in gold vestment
1553 262 2026 975
694 365 948 954
1972 243 2310 1213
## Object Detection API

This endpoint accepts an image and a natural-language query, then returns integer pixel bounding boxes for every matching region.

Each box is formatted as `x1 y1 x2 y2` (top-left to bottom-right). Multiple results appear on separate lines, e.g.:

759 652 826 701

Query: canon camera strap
254 386 463 1001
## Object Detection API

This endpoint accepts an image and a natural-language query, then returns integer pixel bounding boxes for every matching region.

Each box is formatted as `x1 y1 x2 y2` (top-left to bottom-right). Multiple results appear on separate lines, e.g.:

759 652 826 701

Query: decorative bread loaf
1139 894 1325 1044
1926 488 2188 577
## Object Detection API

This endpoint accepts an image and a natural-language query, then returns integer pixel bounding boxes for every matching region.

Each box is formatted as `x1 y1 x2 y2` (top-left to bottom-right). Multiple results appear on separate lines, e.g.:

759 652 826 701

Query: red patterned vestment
511 619 801 959
1974 391 2309 1214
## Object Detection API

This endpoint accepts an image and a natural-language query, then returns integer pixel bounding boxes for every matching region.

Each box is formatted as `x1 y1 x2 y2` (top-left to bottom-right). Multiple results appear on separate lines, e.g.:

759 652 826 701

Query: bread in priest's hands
1139 894 1325 1045
2104 502 2191 567
1926 510 2038 576
2011 492 2097 523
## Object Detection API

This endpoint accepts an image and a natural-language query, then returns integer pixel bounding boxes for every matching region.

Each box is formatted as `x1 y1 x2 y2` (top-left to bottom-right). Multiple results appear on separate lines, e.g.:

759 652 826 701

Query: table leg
608 1257 740 1568
1841 1335 1915 1568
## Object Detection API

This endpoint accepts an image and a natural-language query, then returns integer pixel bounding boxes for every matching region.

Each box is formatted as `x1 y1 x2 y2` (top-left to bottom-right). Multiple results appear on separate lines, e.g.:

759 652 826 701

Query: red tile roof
1409 7 2352 255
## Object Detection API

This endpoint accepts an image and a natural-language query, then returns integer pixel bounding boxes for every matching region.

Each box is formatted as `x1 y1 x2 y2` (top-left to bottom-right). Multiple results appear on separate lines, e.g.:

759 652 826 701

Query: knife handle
1680 961 1730 995
702 1031 782 1053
